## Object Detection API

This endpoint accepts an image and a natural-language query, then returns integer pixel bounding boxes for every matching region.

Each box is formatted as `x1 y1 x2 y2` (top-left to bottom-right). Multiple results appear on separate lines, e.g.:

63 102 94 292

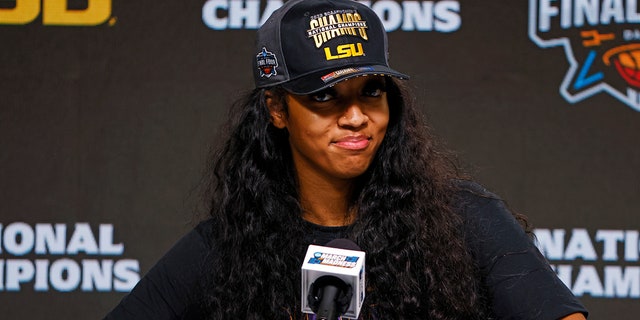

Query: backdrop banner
1 1 639 319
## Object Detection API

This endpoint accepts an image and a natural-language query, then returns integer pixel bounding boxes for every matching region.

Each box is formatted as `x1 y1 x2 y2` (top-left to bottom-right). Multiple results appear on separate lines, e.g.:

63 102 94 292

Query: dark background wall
1 1 638 319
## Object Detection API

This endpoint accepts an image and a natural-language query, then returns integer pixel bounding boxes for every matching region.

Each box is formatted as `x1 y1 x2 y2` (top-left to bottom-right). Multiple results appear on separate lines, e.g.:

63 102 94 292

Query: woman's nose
338 103 369 128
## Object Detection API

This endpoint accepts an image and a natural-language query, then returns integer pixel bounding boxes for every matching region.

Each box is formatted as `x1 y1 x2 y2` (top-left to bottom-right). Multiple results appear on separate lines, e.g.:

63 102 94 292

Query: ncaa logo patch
529 0 640 112
256 47 278 78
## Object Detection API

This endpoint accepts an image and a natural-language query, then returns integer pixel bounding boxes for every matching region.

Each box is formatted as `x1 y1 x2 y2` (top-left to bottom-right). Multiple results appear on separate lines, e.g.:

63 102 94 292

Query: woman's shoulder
451 179 503 215
450 180 532 260
193 218 216 244
104 218 217 319
452 179 499 197
451 179 522 227
450 181 589 319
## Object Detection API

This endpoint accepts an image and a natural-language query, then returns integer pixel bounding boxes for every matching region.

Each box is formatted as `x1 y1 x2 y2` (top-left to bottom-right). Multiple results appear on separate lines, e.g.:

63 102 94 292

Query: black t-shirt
104 183 588 319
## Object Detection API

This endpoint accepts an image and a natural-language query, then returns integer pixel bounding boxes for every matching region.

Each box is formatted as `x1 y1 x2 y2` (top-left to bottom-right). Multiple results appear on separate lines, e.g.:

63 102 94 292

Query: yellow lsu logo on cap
0 0 111 26
324 43 364 61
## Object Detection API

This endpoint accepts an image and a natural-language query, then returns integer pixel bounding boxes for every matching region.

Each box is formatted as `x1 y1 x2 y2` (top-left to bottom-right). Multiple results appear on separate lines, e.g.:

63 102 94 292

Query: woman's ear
265 90 287 129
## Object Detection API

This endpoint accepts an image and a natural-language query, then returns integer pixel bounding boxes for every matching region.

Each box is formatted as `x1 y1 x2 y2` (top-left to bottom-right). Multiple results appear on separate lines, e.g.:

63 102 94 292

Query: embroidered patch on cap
256 47 278 78
306 9 369 48
321 66 375 83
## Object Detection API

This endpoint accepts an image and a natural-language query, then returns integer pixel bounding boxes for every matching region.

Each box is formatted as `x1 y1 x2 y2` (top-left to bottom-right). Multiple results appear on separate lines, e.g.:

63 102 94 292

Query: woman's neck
298 174 356 227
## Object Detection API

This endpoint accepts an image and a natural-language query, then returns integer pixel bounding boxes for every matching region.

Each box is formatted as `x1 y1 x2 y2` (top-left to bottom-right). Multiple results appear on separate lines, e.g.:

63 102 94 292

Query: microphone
301 239 365 320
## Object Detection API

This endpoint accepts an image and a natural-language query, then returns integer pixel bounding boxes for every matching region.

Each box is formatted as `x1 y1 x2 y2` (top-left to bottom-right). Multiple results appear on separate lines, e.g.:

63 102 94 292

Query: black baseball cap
253 0 408 94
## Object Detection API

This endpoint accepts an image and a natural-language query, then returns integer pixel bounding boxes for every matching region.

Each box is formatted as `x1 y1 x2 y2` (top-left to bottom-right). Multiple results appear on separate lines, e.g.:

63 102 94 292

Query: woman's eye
309 89 336 102
362 82 385 97
363 87 383 97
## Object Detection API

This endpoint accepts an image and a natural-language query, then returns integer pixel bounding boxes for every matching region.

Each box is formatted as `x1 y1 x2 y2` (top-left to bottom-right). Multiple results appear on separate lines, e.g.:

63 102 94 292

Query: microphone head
307 275 353 315
325 238 361 251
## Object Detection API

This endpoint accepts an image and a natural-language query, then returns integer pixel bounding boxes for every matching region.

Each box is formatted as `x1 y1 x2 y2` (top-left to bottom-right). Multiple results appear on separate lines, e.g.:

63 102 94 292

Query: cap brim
281 65 409 95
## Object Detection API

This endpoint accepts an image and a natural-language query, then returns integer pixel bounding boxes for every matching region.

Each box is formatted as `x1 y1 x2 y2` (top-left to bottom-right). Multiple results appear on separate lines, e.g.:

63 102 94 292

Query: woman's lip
332 135 371 150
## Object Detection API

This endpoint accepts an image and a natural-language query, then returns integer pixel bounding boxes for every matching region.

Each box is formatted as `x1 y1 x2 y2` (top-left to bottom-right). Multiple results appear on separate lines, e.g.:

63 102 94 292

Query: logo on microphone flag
309 251 359 268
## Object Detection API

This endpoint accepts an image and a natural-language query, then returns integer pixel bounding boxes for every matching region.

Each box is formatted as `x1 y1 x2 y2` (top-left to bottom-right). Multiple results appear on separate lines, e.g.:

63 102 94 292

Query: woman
106 0 588 319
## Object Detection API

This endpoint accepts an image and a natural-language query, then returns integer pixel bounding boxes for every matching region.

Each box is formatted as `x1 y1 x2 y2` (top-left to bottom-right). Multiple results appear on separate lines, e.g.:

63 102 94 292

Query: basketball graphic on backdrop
603 44 640 88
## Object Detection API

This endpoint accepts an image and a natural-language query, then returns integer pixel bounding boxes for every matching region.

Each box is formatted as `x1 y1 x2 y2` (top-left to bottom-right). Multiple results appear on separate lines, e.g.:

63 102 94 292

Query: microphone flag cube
301 244 366 319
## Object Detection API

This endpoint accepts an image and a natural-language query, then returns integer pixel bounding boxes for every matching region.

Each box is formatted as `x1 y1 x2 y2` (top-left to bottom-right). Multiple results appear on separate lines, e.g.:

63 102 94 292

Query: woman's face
269 75 390 182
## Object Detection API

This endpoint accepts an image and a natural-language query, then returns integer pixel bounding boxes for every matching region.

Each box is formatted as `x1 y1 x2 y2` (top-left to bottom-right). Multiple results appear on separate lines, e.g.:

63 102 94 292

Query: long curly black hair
199 77 489 319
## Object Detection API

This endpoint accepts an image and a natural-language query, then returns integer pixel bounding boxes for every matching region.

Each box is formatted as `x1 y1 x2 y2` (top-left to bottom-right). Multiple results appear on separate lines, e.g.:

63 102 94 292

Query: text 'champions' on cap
253 0 408 94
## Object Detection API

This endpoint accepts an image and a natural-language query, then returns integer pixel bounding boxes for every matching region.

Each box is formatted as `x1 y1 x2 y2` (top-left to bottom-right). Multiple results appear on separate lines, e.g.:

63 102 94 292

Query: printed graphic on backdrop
535 228 640 299
0 223 140 292
202 0 461 32
0 0 113 26
529 0 640 112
